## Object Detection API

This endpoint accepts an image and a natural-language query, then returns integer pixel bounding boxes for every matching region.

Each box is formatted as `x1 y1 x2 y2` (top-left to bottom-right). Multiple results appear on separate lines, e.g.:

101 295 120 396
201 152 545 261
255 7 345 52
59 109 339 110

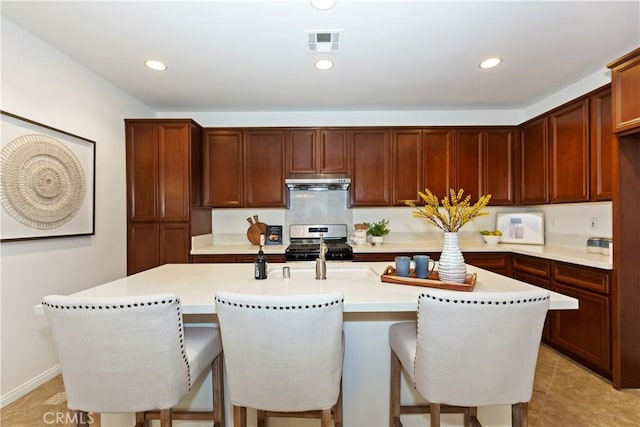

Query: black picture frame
1 111 96 242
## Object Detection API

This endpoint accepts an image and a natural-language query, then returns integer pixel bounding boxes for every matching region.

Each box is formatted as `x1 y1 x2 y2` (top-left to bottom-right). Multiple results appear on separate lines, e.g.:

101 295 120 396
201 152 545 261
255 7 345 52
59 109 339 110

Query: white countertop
191 241 612 270
60 262 577 314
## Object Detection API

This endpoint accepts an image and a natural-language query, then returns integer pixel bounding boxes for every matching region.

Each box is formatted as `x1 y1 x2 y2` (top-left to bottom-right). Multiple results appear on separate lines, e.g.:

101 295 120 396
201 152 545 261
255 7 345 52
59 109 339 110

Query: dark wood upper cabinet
589 88 613 201
519 117 549 205
350 128 391 206
392 129 423 205
243 129 287 207
126 121 158 222
456 129 484 203
484 128 516 205
203 129 244 208
549 100 590 203
422 129 455 200
608 46 640 134
287 129 349 174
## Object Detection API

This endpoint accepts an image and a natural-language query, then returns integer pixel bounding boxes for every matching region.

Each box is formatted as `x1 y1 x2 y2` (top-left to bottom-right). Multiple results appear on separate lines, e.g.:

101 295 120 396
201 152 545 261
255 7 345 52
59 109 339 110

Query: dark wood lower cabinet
128 222 191 275
551 283 611 377
191 254 285 263
511 254 612 378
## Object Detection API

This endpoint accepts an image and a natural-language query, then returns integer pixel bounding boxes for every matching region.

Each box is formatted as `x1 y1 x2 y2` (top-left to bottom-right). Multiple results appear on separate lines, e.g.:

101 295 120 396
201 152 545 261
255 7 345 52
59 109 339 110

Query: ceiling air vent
306 30 342 53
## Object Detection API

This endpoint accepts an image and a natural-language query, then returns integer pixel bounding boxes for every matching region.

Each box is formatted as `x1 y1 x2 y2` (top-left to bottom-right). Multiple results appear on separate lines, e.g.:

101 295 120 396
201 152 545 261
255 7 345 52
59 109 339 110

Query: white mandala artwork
1 134 86 230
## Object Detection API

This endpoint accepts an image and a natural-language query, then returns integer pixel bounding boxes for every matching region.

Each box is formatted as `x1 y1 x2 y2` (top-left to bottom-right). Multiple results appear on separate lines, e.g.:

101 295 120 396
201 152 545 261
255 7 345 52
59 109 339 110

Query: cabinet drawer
511 254 551 278
191 254 237 263
464 252 511 275
552 263 610 294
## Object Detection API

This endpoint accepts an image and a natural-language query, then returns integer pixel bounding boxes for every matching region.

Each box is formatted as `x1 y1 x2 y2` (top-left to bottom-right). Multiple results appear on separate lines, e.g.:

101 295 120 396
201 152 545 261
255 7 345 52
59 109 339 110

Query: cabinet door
551 283 611 376
549 100 589 203
126 122 158 222
287 129 316 174
392 129 423 206
159 222 191 265
456 129 484 203
244 129 287 207
350 129 392 206
590 88 613 201
484 128 516 205
203 130 244 207
158 122 191 221
512 270 552 341
609 49 640 133
319 129 349 173
519 118 549 205
423 129 455 199
127 222 159 275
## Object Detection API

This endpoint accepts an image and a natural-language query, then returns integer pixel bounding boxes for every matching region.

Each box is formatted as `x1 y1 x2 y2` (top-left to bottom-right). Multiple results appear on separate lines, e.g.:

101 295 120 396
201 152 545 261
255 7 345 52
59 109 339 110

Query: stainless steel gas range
285 224 353 262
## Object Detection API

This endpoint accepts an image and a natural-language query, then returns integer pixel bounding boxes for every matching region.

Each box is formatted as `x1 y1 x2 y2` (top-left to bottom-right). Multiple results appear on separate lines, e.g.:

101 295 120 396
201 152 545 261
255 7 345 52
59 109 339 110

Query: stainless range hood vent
285 174 351 191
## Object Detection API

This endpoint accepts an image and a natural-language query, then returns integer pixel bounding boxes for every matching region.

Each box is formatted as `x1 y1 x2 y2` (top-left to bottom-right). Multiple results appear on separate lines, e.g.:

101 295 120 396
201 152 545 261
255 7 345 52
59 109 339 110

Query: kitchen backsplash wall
211 200 612 249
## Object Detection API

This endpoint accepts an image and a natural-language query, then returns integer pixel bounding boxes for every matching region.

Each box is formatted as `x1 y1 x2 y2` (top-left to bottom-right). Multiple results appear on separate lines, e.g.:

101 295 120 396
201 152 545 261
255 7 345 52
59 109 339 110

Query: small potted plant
366 218 390 245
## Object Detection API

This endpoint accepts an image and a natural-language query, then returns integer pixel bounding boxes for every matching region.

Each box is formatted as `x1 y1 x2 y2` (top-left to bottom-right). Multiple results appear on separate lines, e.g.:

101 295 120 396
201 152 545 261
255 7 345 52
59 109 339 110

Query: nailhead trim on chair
418 293 550 305
214 296 344 310
42 297 194 390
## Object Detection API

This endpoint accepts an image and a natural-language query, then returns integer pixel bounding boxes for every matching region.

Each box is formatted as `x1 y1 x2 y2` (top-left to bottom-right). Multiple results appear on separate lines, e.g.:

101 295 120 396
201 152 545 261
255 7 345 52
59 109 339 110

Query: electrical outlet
590 218 598 230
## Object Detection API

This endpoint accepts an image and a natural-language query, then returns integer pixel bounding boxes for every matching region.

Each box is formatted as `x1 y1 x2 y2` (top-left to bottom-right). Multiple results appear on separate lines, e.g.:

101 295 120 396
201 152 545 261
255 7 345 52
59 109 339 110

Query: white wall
0 17 154 406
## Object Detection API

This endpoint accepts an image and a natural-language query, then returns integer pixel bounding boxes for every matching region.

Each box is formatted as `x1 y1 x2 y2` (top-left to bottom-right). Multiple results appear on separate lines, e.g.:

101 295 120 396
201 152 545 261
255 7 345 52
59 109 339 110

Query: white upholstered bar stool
215 292 344 427
389 289 550 427
42 294 225 427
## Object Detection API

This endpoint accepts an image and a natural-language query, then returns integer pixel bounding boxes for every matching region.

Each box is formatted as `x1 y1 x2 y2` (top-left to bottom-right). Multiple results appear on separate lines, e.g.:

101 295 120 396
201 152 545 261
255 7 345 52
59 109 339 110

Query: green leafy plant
366 218 390 236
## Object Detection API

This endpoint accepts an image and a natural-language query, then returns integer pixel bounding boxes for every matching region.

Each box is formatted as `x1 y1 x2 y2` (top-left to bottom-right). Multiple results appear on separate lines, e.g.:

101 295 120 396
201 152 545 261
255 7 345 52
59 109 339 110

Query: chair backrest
42 294 191 413
214 292 344 412
414 289 550 407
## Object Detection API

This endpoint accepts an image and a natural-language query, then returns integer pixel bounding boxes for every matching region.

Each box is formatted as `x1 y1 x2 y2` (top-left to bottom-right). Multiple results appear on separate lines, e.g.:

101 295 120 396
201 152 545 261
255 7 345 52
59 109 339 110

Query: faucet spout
316 233 327 279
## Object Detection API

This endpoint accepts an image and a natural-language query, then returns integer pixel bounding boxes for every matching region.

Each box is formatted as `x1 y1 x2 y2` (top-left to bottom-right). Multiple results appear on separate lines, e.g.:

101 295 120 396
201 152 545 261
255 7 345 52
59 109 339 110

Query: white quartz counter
191 241 612 270
67 262 577 313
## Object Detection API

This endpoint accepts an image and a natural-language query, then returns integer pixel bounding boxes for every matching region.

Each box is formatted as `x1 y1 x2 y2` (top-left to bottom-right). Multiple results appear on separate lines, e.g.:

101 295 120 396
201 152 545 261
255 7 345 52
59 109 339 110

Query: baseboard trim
1 365 60 408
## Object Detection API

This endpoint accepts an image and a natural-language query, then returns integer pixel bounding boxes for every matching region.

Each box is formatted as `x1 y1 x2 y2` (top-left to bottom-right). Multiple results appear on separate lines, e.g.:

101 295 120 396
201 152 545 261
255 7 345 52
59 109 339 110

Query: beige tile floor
2 344 639 427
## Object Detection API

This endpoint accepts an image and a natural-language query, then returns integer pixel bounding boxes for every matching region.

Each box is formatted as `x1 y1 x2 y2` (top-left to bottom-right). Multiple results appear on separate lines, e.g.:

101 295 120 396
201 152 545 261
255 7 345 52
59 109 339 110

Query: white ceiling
2 1 639 112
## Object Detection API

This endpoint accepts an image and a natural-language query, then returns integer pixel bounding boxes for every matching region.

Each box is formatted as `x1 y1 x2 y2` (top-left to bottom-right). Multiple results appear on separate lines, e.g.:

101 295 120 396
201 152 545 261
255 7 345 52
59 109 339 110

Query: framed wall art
1 111 96 242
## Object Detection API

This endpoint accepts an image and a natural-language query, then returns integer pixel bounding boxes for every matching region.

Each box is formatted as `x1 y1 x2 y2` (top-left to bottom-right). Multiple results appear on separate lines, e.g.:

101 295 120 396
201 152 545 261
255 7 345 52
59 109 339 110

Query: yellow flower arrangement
406 188 491 232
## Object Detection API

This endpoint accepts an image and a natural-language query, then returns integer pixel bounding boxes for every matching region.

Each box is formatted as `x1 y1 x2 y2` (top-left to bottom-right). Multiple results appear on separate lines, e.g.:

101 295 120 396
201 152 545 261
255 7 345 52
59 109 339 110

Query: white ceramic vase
370 236 384 246
438 232 467 283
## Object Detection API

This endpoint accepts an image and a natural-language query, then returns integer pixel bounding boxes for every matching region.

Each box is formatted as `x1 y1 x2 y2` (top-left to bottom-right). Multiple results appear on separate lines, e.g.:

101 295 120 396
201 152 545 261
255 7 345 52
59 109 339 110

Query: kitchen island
59 263 577 427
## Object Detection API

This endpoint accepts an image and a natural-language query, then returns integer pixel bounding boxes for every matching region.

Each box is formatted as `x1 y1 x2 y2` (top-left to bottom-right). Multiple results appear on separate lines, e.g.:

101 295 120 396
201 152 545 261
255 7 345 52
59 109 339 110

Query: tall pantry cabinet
125 119 211 275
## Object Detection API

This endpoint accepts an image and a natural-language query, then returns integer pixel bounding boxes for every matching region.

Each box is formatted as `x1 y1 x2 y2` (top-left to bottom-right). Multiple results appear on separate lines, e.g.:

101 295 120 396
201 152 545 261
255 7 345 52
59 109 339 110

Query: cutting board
246 216 267 245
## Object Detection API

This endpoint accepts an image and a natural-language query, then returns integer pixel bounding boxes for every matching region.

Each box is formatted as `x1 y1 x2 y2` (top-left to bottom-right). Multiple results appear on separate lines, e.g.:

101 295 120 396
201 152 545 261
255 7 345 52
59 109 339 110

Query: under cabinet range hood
285 174 351 191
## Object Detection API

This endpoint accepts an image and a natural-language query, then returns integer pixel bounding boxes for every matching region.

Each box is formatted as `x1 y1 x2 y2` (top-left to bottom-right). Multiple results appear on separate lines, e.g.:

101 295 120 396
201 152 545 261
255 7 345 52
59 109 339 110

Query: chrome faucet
316 233 327 280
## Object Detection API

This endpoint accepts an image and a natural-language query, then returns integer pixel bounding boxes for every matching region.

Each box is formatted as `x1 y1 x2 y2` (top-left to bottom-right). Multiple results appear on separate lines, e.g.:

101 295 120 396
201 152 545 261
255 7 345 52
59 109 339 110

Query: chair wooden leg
233 405 247 427
212 354 225 427
134 412 146 427
333 386 343 427
390 350 402 427
512 402 528 427
257 410 267 427
159 409 172 427
430 403 441 427
75 411 90 427
464 406 479 427
320 408 332 427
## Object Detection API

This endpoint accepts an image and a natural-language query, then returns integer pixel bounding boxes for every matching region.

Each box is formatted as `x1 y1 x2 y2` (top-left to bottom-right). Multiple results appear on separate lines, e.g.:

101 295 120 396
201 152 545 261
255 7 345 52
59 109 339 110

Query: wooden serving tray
380 266 477 292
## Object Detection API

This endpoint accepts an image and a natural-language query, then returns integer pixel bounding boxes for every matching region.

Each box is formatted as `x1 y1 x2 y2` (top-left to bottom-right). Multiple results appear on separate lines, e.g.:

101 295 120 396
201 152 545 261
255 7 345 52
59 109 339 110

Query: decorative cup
395 256 411 277
413 255 436 279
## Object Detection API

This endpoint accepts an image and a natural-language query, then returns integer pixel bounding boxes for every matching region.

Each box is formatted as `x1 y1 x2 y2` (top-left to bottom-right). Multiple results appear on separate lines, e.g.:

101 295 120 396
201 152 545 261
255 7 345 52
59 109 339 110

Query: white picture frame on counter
496 212 545 245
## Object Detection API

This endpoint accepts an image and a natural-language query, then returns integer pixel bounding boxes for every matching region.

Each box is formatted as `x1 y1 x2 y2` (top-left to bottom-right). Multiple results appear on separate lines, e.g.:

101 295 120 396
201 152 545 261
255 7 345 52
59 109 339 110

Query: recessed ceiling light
479 57 502 69
314 59 334 70
310 0 336 10
145 60 167 71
